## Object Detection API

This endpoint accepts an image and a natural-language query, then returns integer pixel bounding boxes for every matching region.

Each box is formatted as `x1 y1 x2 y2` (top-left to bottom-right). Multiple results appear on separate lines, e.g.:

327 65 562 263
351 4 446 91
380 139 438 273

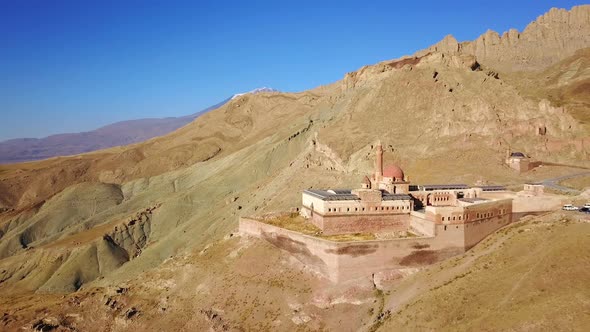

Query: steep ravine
0 205 158 293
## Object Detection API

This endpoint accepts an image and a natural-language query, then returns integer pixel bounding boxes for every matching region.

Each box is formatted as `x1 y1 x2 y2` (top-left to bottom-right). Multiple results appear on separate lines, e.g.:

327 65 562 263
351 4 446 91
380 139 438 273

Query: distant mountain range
0 87 278 164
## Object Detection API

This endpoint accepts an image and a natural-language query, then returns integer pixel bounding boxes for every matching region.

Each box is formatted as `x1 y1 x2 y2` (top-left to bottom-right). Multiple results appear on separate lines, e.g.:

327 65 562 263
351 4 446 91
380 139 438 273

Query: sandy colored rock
417 5 590 72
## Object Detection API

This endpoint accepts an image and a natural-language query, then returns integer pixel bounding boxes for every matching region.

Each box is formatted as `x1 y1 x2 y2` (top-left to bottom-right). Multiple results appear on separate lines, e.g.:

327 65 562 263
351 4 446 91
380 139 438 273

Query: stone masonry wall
463 213 511 249
409 213 436 236
304 207 410 235
239 217 465 282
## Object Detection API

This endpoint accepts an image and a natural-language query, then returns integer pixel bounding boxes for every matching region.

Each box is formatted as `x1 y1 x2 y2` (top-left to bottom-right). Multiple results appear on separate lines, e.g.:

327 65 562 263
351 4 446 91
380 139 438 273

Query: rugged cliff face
0 202 158 293
417 5 590 72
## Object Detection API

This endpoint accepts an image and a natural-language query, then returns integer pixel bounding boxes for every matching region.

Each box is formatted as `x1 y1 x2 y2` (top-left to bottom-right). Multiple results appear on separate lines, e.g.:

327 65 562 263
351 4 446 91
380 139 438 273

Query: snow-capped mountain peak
231 87 278 99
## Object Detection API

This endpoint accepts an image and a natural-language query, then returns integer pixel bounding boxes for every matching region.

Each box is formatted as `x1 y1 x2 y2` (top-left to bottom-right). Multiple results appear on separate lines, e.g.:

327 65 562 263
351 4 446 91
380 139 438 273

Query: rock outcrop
417 5 590 72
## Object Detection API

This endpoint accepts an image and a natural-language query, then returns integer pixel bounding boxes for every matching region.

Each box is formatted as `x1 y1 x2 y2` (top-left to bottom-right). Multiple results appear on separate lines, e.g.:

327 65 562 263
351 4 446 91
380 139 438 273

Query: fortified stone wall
463 213 511 248
409 213 436 236
239 217 465 282
302 193 411 216
323 199 411 214
480 192 564 213
304 207 410 235
425 199 512 225
432 223 466 247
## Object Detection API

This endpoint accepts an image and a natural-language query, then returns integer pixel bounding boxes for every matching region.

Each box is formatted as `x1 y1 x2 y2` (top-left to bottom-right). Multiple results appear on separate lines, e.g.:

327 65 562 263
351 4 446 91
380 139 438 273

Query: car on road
583 203 590 209
562 204 579 211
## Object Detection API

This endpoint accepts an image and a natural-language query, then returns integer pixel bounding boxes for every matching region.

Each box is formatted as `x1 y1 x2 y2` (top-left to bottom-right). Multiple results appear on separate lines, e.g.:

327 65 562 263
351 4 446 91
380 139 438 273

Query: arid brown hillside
0 5 589 332
504 48 590 130
0 89 324 210
0 98 230 165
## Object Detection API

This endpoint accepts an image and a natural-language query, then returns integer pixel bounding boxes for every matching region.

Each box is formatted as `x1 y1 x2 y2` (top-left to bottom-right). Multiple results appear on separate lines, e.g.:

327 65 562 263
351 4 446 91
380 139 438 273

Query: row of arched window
441 215 463 222
476 211 494 219
441 206 511 222
433 196 451 202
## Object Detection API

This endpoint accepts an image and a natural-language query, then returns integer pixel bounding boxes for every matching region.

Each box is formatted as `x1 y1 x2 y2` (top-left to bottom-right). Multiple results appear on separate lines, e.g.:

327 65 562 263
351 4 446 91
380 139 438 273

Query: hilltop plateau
0 5 589 331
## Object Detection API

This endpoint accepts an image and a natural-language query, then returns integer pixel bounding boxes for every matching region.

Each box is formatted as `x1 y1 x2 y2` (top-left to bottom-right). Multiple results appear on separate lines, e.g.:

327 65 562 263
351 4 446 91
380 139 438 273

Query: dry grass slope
379 214 590 331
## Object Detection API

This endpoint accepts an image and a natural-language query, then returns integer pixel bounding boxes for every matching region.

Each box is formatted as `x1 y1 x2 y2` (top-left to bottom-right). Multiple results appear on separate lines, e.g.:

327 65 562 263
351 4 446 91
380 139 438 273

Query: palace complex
239 142 559 282
300 142 512 248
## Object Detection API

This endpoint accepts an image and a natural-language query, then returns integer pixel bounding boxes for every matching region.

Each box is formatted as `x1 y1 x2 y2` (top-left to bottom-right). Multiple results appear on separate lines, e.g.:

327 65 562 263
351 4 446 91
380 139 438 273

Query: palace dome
383 164 404 180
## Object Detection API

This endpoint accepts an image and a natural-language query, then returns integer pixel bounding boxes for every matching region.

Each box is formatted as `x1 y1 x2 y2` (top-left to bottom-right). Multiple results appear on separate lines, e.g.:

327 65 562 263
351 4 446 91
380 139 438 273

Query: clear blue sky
0 0 584 140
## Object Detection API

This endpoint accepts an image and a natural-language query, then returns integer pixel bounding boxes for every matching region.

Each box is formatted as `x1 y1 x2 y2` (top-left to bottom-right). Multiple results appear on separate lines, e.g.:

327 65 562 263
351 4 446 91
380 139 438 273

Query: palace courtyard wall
239 217 467 282
303 207 410 235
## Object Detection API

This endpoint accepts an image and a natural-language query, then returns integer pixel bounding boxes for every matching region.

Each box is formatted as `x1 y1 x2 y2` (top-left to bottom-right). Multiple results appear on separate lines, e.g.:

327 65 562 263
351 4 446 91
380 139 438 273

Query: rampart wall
239 217 464 282
409 212 436 236
463 213 511 248
303 206 410 235
481 192 563 213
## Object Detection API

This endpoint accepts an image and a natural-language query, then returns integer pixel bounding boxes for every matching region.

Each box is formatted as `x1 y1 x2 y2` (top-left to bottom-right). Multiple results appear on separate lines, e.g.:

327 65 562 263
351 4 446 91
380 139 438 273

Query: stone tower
375 141 383 181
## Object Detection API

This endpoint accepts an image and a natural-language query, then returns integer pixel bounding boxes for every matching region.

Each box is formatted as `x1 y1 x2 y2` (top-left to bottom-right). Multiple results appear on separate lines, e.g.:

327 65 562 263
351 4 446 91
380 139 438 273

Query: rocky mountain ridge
416 5 590 72
231 87 279 99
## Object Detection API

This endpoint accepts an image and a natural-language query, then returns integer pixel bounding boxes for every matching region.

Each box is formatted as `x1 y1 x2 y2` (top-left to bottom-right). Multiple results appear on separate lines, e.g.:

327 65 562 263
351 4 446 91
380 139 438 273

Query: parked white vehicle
583 203 590 209
562 204 579 211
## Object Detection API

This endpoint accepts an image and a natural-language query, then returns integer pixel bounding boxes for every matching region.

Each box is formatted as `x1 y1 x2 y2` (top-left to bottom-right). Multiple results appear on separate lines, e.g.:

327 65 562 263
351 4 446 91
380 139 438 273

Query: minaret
375 141 383 181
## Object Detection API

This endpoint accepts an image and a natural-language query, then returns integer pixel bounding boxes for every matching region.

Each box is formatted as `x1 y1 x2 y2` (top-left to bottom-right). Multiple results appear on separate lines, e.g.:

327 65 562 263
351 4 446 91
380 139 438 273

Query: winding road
539 171 590 194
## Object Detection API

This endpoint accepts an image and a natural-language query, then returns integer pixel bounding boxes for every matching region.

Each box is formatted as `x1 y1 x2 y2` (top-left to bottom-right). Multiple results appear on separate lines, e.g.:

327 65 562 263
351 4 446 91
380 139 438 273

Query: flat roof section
382 194 412 201
327 189 352 195
458 197 489 203
303 189 412 201
412 184 469 191
477 185 506 191
304 189 360 201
